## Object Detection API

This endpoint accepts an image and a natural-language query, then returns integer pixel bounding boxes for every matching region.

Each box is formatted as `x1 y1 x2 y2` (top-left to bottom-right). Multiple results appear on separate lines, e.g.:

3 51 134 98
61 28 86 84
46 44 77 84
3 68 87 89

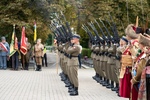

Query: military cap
138 34 150 47
125 24 139 39
72 34 80 39
121 36 128 43
1 36 6 41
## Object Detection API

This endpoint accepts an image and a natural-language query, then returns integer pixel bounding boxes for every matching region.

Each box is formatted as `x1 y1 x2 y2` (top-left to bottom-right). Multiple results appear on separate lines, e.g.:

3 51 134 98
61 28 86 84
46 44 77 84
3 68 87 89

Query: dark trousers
146 75 150 100
12 54 19 70
42 53 47 67
21 54 30 70
78 54 81 68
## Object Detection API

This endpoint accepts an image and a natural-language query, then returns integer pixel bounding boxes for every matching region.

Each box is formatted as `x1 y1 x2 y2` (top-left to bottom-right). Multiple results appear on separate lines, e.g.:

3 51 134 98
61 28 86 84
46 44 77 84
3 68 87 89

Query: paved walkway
0 53 128 100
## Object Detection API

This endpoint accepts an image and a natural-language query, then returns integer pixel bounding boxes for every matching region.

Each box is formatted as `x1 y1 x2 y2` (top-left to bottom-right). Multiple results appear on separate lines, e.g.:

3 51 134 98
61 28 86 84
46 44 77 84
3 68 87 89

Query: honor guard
66 34 81 96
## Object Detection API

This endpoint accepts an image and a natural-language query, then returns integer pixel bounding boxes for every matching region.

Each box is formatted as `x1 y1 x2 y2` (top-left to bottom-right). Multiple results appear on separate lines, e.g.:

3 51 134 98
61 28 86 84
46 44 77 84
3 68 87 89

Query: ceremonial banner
20 26 27 55
34 22 37 42
14 34 18 50
9 25 16 57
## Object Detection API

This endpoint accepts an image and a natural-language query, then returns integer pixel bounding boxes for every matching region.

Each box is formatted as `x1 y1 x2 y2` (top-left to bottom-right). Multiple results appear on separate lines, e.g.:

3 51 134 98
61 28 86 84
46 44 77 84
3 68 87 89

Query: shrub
81 48 91 58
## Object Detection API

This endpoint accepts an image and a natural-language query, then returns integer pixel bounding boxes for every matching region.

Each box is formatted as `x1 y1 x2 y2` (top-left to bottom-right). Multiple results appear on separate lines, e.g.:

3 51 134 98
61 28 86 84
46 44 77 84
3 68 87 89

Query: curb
81 64 92 69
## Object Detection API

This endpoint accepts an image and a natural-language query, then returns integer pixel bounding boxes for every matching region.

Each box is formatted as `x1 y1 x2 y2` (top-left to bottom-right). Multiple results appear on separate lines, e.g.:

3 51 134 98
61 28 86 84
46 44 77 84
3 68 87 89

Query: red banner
20 27 27 55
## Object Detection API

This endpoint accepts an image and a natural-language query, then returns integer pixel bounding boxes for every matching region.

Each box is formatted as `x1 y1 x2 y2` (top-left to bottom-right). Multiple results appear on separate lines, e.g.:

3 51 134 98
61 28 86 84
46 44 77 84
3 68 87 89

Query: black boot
99 77 104 84
115 83 119 93
111 83 119 92
68 84 74 89
68 85 74 92
105 79 110 86
36 65 39 71
102 78 107 86
70 87 78 96
39 65 42 71
92 73 98 80
65 82 71 87
61 74 67 81
107 81 114 89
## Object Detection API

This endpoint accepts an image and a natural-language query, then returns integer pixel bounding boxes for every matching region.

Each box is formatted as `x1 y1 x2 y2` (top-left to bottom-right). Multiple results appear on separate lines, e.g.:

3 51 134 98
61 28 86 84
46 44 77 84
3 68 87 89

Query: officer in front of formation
66 34 81 96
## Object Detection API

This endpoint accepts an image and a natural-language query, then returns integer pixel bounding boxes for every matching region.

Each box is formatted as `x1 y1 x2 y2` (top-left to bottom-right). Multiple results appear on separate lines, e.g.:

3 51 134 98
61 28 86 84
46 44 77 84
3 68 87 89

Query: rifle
55 13 69 42
82 24 96 45
60 11 73 40
104 18 116 43
108 12 120 44
94 19 107 42
99 18 112 45
87 21 103 45
51 22 66 43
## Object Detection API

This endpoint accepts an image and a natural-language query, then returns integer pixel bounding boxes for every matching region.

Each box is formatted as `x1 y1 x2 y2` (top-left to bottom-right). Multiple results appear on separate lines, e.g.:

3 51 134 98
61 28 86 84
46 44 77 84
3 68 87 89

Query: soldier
97 40 105 84
91 44 97 80
93 45 100 82
101 41 109 86
33 38 44 71
59 43 65 80
99 42 106 85
107 41 115 89
109 41 119 92
0 36 10 70
66 34 81 96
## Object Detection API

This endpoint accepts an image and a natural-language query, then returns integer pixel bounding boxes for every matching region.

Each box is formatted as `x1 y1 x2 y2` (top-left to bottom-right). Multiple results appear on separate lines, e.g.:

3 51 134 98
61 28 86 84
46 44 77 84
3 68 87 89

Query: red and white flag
20 27 27 55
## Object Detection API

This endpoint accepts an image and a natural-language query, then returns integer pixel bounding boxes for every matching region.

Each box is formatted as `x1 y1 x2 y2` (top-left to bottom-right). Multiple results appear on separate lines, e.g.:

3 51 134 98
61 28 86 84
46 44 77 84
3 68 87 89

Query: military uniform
66 34 81 96
33 41 44 71
102 44 109 86
100 45 105 84
91 44 99 80
107 44 115 88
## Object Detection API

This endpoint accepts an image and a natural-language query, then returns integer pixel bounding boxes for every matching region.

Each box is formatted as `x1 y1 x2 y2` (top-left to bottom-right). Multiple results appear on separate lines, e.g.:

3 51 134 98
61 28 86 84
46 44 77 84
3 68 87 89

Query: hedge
81 48 91 58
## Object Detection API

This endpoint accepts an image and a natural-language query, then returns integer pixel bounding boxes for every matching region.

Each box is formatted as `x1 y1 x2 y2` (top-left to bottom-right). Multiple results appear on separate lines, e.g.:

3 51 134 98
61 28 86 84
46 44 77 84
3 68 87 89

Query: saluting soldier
93 45 100 82
91 44 97 80
66 34 81 96
102 41 109 86
33 38 44 71
107 42 115 89
100 42 106 85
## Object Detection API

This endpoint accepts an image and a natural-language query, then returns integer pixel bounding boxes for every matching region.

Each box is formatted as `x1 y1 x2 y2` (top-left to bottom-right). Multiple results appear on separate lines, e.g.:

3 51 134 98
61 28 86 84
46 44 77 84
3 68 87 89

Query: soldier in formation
57 34 81 96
